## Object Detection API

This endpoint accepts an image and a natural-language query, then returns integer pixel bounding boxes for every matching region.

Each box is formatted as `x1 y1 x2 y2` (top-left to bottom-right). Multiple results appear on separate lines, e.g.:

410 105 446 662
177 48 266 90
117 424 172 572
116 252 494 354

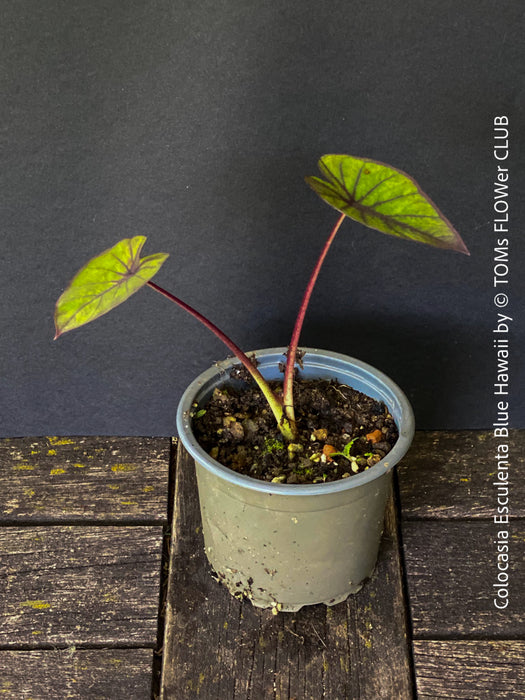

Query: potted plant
54 154 469 612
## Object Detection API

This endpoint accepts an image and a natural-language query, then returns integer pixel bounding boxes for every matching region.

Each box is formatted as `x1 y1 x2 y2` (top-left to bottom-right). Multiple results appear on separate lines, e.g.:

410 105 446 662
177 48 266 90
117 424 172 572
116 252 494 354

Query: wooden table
1 432 523 699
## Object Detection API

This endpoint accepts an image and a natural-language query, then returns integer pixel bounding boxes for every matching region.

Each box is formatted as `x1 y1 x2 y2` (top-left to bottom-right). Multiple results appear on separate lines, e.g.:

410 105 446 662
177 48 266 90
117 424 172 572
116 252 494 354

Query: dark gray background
2 1 524 436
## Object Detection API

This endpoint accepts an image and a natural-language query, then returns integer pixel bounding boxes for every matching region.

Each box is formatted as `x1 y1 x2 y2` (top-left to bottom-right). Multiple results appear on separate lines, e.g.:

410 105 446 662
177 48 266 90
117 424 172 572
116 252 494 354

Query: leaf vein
366 191 419 208
355 173 396 204
352 162 365 200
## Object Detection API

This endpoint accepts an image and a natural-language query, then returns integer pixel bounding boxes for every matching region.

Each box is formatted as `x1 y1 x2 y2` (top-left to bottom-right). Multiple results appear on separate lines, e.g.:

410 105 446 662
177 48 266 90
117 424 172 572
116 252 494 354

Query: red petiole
146 280 296 440
282 213 346 425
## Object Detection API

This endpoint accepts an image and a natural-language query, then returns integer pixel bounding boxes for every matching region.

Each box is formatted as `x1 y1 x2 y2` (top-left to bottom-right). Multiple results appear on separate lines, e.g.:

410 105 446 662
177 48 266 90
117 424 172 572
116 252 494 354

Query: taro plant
54 154 469 441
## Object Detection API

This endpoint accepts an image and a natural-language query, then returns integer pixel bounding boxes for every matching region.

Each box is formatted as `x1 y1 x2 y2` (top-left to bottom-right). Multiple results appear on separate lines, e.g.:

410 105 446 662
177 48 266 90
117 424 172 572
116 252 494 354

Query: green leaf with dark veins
306 154 469 254
54 236 169 338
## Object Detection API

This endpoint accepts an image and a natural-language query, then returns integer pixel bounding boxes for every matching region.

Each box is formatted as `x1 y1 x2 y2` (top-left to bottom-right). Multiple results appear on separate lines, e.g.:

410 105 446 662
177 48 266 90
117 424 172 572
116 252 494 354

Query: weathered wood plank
402 520 524 637
0 525 163 646
0 648 154 700
412 640 525 699
160 443 412 699
0 436 170 523
397 430 525 519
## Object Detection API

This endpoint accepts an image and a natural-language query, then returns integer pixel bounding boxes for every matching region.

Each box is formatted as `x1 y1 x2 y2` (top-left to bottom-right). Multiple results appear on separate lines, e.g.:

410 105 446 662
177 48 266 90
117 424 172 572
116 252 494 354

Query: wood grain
160 443 412 700
412 640 525 699
402 520 524 638
0 648 154 700
0 436 170 523
0 525 163 646
397 430 524 519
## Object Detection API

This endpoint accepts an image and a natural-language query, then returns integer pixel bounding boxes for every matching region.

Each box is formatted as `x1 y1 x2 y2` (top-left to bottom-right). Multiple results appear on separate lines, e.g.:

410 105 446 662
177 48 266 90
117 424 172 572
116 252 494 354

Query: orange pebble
322 444 337 461
365 429 383 444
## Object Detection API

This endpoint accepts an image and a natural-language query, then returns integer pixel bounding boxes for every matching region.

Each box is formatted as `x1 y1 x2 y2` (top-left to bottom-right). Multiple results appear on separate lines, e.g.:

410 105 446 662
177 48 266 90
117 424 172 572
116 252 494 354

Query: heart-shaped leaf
306 154 469 254
54 236 169 338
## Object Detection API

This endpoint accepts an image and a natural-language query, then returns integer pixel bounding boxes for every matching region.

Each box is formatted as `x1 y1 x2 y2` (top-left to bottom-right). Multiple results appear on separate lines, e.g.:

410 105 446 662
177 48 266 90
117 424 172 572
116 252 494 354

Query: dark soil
191 368 399 484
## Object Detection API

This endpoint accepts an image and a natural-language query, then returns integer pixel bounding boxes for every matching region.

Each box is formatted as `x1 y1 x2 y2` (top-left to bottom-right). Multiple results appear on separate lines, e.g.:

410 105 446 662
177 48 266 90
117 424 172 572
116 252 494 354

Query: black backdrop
2 0 524 436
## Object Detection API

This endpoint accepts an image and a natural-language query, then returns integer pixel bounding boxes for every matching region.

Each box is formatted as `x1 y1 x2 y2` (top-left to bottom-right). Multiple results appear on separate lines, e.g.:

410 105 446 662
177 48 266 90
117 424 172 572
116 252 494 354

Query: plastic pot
177 348 414 612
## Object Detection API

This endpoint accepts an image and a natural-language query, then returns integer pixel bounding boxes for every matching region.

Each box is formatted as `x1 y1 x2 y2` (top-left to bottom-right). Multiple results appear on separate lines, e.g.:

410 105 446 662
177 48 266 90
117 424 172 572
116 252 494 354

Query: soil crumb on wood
191 371 398 484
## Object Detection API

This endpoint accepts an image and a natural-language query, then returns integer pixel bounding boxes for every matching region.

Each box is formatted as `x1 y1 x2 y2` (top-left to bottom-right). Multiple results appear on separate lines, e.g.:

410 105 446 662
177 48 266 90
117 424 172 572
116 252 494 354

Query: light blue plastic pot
177 348 414 612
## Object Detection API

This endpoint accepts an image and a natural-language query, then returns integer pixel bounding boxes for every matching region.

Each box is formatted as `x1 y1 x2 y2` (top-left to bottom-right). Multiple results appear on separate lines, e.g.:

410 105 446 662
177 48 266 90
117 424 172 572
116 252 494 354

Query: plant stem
146 280 296 440
283 213 346 423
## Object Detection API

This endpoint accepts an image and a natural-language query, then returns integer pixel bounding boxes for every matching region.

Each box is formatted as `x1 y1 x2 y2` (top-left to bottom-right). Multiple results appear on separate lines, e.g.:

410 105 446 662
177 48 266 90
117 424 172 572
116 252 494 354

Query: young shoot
328 438 358 461
54 154 469 442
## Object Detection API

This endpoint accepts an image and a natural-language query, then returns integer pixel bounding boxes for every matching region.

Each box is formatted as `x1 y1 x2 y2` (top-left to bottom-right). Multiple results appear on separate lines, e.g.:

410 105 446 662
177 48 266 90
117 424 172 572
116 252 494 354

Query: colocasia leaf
54 236 169 338
306 154 469 254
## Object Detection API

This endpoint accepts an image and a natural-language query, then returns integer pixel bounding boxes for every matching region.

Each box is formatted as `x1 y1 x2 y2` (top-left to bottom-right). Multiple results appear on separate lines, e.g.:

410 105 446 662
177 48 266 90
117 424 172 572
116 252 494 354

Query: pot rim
176 347 415 496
